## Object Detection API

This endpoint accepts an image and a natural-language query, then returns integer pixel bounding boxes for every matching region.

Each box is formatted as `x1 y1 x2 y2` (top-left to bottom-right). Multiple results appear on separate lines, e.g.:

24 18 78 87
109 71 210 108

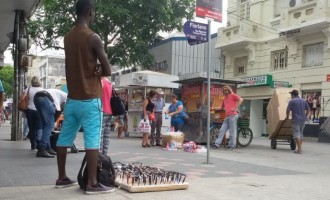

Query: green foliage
0 66 14 98
29 0 195 68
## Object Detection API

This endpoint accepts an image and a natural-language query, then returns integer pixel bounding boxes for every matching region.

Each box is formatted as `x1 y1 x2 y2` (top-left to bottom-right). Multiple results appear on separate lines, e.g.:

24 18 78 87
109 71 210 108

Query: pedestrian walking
150 88 165 146
211 85 243 149
100 77 113 155
55 0 114 194
34 89 67 158
286 89 310 154
22 113 29 140
20 77 43 150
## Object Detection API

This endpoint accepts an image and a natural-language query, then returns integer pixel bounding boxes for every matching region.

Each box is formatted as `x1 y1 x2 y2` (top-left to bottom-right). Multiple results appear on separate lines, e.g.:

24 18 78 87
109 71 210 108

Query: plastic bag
138 119 151 133
183 141 198 153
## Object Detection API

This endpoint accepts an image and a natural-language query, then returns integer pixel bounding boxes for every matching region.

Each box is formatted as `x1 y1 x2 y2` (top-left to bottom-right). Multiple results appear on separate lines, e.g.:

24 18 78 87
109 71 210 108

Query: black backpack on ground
77 153 116 190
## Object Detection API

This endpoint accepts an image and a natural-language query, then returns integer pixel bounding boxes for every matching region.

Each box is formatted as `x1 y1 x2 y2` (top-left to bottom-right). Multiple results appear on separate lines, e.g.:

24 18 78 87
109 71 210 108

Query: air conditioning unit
289 0 302 7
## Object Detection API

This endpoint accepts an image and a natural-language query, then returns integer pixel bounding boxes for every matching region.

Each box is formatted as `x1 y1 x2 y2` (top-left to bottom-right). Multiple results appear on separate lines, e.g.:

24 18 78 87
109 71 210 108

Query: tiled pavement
1 120 330 200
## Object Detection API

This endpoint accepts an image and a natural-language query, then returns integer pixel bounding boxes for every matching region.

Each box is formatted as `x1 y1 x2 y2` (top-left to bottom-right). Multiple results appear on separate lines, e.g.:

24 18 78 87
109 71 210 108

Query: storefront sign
203 84 224 109
195 0 222 22
132 73 148 85
182 83 202 112
272 81 292 88
239 75 273 88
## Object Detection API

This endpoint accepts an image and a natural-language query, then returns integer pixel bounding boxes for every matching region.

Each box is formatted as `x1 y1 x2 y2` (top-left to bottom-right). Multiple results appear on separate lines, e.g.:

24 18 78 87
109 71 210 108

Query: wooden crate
115 179 189 193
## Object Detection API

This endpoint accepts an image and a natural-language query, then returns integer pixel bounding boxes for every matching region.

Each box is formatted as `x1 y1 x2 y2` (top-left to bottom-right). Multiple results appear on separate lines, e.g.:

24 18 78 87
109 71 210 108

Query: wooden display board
115 179 189 193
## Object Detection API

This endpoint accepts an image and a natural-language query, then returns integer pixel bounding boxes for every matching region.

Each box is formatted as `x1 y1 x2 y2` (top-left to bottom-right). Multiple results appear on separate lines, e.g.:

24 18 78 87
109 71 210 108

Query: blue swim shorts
57 98 103 150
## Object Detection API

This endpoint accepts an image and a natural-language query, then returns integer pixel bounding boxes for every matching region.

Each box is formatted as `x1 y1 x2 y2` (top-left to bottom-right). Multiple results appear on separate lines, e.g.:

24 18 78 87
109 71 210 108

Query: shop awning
173 77 246 85
237 86 274 100
118 70 179 89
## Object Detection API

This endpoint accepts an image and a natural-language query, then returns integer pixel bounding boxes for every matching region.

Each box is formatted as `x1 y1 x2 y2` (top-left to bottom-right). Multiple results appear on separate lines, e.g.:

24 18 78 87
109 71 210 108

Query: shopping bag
110 87 126 116
138 119 151 133
18 88 30 112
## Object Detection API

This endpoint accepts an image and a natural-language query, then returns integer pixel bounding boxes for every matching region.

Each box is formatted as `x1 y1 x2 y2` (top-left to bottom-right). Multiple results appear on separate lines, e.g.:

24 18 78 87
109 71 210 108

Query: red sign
195 0 222 22
327 74 330 82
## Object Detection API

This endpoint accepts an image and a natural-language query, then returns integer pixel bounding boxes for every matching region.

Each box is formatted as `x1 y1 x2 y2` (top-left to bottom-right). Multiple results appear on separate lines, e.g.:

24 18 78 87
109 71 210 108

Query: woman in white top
20 77 43 150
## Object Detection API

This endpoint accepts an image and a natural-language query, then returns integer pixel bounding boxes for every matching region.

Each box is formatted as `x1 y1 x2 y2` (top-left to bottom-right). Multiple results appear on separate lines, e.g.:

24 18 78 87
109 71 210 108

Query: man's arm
90 33 111 76
236 97 243 110
286 102 291 120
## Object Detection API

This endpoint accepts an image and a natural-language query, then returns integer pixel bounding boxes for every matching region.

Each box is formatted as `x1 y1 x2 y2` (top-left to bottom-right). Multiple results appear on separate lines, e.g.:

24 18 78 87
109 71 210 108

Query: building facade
28 55 66 89
149 34 221 80
215 0 330 137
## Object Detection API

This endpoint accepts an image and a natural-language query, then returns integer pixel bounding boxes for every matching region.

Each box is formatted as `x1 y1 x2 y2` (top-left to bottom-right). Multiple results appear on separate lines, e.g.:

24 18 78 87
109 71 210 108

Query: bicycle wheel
210 126 220 144
237 128 253 147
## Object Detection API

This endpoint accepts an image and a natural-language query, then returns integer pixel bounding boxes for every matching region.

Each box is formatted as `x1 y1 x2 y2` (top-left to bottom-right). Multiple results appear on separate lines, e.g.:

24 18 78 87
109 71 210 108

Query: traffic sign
183 21 209 45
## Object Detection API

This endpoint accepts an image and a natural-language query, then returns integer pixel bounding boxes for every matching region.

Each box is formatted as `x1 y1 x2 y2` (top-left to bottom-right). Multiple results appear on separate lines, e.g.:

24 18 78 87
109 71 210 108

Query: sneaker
85 183 115 195
46 148 57 155
155 143 162 147
55 177 78 188
36 149 55 158
226 146 234 150
211 144 219 149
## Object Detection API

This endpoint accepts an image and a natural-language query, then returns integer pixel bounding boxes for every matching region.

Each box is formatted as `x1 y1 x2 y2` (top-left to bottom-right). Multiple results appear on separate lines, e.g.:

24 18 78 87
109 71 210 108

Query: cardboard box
161 132 185 149
267 88 293 139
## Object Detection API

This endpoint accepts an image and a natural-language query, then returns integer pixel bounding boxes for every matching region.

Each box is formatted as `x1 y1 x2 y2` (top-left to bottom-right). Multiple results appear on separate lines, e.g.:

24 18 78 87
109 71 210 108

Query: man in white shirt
151 88 166 146
34 89 67 158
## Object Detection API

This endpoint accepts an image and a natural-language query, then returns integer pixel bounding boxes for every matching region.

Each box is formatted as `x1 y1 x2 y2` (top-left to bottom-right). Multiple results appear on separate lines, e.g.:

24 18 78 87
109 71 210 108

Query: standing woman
20 77 43 150
100 77 113 155
142 89 157 147
165 94 184 132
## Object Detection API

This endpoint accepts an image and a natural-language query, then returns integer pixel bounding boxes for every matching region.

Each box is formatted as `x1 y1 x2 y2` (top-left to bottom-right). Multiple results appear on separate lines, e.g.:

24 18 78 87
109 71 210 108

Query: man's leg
155 113 162 145
56 99 80 188
292 123 303 154
57 146 68 179
297 123 305 153
86 150 99 186
213 118 229 148
34 97 56 157
227 115 238 148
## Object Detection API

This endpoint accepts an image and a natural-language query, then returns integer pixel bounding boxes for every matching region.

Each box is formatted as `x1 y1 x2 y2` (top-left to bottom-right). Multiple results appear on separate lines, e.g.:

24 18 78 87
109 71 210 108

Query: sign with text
272 81 292 88
182 83 202 112
195 0 222 22
183 21 209 45
239 75 273 88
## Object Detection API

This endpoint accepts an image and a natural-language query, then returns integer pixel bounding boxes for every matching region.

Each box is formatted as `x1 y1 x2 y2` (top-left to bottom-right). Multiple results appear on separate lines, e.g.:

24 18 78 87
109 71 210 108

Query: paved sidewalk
0 120 330 200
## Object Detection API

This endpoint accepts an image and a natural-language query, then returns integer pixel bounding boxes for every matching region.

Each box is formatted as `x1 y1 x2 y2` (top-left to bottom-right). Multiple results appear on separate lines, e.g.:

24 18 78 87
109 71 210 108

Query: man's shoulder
290 97 307 103
229 93 240 99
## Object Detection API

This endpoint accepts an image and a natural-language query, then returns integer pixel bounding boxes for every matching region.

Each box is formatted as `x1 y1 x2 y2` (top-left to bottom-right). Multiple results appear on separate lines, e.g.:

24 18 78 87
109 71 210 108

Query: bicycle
209 118 253 147
236 118 253 147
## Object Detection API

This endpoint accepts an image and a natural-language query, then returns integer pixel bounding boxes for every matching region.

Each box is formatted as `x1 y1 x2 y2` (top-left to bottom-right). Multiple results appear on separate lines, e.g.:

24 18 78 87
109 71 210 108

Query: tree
0 66 14 98
29 0 195 67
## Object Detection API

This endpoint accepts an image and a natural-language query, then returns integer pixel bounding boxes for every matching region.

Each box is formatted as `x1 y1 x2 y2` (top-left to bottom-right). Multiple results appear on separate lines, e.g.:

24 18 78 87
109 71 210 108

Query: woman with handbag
165 94 185 132
141 89 157 147
100 77 113 155
19 77 43 150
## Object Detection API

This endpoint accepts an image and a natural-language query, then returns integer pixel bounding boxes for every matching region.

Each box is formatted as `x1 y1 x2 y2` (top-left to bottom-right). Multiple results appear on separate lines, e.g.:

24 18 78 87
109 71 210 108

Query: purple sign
183 21 209 45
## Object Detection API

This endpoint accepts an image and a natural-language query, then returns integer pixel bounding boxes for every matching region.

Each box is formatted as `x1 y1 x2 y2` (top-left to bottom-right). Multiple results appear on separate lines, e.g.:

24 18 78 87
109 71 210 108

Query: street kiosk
117 70 179 136
173 77 244 144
